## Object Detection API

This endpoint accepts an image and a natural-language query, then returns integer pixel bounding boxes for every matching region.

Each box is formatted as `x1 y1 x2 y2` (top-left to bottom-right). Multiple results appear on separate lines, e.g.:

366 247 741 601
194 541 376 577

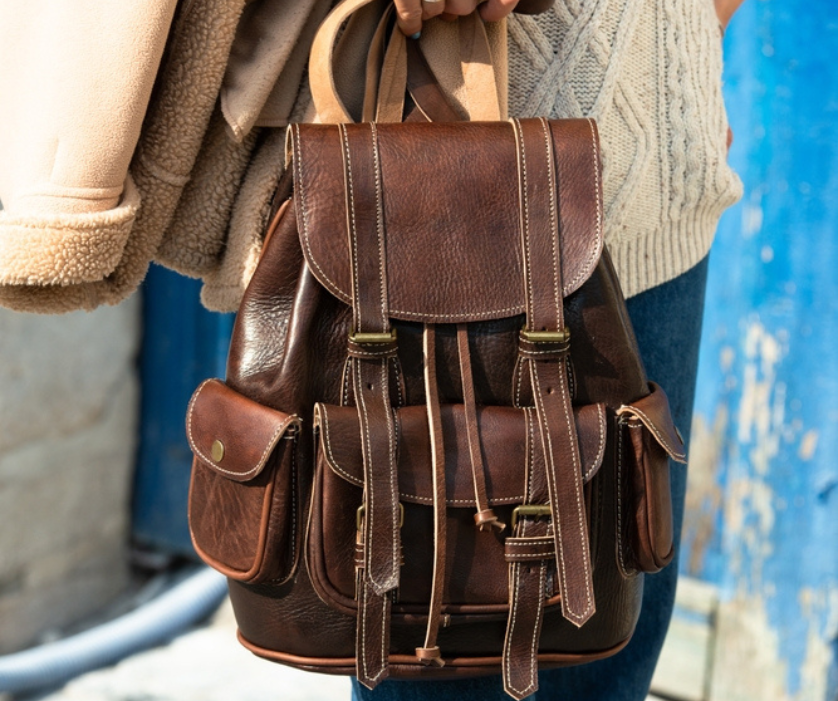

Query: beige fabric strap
375 20 409 123
362 6 396 122
309 0 503 124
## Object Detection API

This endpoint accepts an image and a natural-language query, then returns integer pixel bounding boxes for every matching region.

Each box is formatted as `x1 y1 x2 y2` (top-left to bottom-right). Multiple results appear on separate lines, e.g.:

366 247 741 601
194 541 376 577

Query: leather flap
186 379 301 482
289 119 603 323
617 381 687 464
314 402 606 505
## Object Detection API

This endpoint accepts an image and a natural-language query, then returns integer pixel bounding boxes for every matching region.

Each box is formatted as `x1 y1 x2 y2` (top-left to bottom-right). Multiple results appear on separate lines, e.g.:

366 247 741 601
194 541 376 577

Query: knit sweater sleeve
507 0 743 297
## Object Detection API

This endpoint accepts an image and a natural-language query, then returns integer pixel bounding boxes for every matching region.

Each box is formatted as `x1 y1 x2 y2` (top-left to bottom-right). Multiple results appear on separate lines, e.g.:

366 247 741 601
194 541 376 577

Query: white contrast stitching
513 357 524 409
318 404 364 486
554 361 595 620
389 305 524 320
583 404 608 482
617 405 686 460
348 349 397 358
511 119 535 326
538 118 562 328
185 379 213 450
505 561 522 694
318 405 528 504
505 455 538 701
341 359 352 407
529 364 571 618
506 552 555 560
507 537 554 548
566 356 576 401
561 119 603 295
392 357 405 408
298 122 602 314
525 407 534 504
295 125 345 299
271 437 299 586
531 363 593 623
360 581 387 683
339 124 362 332
354 360 377 571
376 591 389 682
616 421 635 577
518 349 569 357
186 380 297 479
380 357 400 579
369 122 389 332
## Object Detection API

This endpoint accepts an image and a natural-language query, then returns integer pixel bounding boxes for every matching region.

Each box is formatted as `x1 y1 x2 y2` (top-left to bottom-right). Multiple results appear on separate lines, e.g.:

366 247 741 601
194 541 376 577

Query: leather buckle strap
349 329 398 344
347 331 399 360
340 122 400 689
341 122 400 593
510 504 552 530
357 503 405 531
520 328 571 344
503 408 550 700
511 117 595 628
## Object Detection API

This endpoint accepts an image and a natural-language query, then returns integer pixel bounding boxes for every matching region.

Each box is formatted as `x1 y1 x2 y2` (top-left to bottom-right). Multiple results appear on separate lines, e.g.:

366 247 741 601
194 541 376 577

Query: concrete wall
0 298 140 653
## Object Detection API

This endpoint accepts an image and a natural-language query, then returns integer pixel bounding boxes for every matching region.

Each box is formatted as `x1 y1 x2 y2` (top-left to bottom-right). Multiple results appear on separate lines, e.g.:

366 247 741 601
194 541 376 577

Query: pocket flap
313 402 606 506
186 379 300 482
617 381 686 463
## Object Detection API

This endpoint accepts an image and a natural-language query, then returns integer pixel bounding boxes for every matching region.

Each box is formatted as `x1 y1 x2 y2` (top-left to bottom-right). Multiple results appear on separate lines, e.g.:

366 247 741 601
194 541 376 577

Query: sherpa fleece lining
0 177 139 286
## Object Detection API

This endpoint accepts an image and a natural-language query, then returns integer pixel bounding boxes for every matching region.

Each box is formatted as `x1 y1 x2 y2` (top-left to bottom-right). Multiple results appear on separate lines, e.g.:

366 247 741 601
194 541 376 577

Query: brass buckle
520 327 571 344
357 503 405 531
511 505 552 529
348 329 397 344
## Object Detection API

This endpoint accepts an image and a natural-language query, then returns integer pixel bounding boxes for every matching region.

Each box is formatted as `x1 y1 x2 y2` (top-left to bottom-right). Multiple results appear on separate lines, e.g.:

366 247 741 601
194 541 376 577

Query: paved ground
31 598 351 701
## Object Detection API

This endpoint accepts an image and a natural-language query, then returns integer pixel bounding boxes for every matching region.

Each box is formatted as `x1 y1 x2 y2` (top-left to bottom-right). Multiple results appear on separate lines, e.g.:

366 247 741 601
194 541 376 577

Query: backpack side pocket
186 379 301 584
617 382 687 574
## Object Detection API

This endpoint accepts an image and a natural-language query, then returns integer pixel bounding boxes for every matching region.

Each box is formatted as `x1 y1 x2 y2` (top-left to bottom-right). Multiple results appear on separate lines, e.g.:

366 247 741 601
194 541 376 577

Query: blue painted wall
132 265 233 556
681 0 838 696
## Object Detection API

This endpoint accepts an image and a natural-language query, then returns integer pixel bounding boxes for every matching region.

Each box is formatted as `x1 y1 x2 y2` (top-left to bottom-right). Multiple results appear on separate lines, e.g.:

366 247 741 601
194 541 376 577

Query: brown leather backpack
184 3 687 698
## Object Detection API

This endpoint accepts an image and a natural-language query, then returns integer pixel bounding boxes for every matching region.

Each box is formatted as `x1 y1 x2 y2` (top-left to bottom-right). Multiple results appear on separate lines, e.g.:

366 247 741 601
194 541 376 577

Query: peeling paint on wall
680 2 838 697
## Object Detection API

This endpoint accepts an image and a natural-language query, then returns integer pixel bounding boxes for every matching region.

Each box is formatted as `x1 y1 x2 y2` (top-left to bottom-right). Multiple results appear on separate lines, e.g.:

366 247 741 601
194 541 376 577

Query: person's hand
393 0 520 38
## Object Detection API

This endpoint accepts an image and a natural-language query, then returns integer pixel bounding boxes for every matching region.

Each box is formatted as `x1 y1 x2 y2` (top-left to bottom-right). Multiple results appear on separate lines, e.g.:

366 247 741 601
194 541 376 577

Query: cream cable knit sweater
508 2 741 297
0 0 741 313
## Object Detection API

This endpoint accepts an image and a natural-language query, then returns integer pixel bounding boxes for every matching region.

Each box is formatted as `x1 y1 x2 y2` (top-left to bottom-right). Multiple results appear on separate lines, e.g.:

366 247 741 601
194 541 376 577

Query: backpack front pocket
307 401 607 618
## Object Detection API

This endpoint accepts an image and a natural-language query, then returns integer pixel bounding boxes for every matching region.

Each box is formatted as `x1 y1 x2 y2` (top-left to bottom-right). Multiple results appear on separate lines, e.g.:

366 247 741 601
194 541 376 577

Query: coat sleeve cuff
0 177 139 286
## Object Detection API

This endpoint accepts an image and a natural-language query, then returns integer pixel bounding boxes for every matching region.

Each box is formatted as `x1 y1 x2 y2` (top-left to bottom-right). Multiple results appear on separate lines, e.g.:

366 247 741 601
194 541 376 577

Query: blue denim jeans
352 257 710 701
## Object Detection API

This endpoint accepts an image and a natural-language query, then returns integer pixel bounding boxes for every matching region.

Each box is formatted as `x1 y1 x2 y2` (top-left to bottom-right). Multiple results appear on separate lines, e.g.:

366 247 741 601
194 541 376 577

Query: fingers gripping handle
309 0 503 123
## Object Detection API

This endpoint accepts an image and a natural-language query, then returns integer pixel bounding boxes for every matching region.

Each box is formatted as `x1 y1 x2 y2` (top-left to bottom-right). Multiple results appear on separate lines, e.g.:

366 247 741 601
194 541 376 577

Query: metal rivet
211 440 225 462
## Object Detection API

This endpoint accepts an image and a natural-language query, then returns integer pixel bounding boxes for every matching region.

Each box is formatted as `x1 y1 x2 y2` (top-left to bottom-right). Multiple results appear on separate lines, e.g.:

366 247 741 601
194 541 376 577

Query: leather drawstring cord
416 324 446 667
456 324 505 532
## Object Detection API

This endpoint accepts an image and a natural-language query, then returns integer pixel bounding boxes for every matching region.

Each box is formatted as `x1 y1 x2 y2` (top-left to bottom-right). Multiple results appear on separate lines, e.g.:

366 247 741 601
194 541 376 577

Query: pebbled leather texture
185 117 682 693
314 402 607 505
290 120 602 323
616 381 685 573
187 379 301 583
